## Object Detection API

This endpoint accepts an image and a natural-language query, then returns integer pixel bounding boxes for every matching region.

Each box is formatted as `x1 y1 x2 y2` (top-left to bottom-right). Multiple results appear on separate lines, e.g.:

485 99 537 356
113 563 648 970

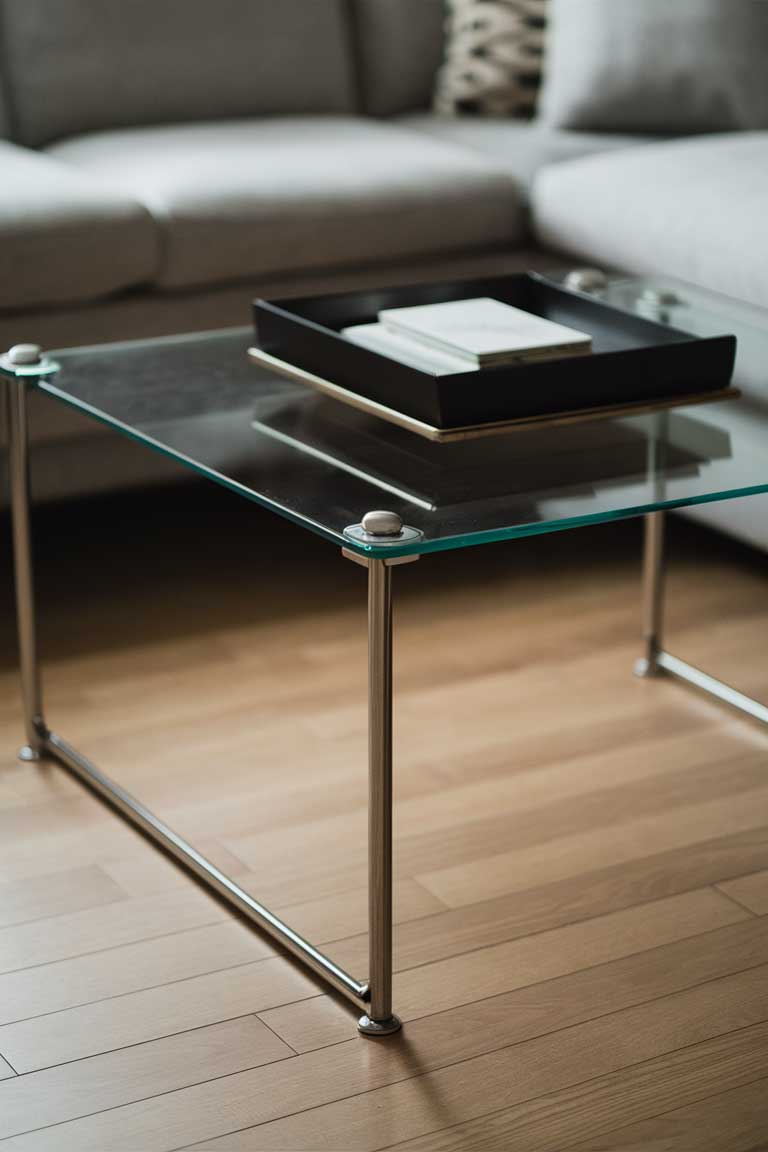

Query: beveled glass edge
370 486 768 558
36 376 768 557
50 325 252 360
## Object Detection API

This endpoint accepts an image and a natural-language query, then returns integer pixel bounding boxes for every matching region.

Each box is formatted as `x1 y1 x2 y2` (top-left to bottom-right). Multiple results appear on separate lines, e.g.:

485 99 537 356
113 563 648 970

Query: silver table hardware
0 368 419 1034
634 510 768 724
0 344 60 379
1 341 765 1044
344 511 423 549
563 268 609 295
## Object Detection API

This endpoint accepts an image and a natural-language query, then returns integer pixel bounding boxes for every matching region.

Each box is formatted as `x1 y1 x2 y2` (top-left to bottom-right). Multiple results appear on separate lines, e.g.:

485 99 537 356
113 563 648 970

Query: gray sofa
1 0 766 547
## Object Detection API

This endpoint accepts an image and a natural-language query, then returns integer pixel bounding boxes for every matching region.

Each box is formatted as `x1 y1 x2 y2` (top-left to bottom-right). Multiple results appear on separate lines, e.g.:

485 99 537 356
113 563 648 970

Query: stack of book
342 297 593 377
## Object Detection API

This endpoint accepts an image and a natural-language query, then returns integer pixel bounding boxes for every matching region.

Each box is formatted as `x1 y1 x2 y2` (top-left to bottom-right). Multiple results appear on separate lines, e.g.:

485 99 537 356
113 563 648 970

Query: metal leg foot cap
358 1014 402 1037
17 745 41 762
633 658 657 679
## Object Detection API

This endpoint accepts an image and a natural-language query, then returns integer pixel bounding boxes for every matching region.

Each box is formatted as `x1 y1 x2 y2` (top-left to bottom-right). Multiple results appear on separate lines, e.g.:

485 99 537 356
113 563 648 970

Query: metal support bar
654 651 768 726
5 375 44 758
3 351 397 1033
635 511 767 725
358 558 401 1036
3 370 408 1032
43 730 370 1006
635 510 666 677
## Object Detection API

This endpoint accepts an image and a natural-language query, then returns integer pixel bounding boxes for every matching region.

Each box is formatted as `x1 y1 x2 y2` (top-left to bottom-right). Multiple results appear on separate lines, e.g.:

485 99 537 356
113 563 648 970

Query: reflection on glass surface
38 287 768 558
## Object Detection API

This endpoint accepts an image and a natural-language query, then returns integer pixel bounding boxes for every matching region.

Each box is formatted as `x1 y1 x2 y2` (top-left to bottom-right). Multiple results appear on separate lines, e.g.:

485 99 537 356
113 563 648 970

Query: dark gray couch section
352 0 446 116
1 0 358 146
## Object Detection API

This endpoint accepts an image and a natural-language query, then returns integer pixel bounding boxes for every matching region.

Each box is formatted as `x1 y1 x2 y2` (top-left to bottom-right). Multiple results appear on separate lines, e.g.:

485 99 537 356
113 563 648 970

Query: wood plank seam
0 875 444 979
0 884 743 1038
176 1015 768 1152
4 954 288 1029
3 911 766 1139
371 1029 768 1152
1 1046 300 1145
714 880 765 918
0 913 229 978
11 940 768 1138
255 1015 299 1059
564 1071 768 1152
712 884 761 918
255 893 760 1052
0 1008 303 1079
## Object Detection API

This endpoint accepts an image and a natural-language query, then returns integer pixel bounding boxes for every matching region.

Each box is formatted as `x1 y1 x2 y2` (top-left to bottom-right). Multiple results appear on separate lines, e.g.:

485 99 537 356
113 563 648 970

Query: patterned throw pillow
435 0 548 117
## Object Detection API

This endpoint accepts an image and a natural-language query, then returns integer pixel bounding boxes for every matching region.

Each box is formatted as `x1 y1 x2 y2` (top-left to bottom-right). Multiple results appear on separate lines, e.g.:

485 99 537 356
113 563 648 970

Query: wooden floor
0 481 767 1151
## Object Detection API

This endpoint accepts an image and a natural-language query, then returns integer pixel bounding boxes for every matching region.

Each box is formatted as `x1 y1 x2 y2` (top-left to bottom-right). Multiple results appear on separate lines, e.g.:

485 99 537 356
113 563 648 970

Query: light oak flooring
0 481 767 1151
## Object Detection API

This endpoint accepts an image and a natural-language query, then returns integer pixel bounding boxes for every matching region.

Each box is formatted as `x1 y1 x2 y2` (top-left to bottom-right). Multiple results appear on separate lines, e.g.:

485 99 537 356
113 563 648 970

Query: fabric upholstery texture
1 0 357 147
539 0 768 133
400 115 648 190
0 142 157 310
532 133 768 310
50 117 526 291
0 68 9 138
352 0 446 116
435 0 547 116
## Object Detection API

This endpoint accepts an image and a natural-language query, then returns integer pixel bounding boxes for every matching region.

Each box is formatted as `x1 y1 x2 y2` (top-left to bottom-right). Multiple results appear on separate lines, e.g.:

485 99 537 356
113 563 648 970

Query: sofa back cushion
539 0 768 133
0 80 8 139
1 0 357 147
352 0 446 115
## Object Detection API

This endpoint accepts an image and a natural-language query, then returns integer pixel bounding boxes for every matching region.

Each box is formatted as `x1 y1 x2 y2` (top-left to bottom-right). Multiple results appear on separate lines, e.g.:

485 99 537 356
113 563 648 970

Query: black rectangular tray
253 273 736 431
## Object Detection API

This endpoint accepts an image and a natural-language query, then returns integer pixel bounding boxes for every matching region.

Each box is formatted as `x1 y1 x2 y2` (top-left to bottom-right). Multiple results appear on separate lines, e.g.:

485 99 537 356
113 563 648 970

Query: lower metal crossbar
42 727 370 1006
635 511 767 727
2 360 404 1037
4 354 765 1047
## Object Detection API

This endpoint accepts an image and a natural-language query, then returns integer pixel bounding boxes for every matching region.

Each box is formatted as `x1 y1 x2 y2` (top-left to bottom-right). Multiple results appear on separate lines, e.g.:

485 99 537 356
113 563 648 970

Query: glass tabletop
37 275 768 559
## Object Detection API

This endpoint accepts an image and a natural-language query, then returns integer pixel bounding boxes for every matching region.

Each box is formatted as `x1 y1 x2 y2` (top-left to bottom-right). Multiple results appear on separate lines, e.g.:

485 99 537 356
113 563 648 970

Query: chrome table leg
3 350 47 760
1 397 415 1038
635 510 768 724
634 510 666 678
343 514 420 1035
358 557 401 1036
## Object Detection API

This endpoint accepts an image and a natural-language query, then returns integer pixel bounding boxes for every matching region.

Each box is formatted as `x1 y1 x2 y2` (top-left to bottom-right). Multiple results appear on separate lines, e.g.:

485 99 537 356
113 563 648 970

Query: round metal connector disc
640 287 683 308
361 510 402 536
17 745 41 762
8 344 42 366
563 268 608 294
358 1013 402 1036
0 346 60 378
344 523 423 547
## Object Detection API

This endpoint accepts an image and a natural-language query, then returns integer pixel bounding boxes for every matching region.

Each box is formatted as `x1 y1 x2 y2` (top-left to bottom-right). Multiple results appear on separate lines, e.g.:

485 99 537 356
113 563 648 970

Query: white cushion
533 133 768 311
0 142 157 309
50 118 526 290
540 0 768 133
400 115 649 190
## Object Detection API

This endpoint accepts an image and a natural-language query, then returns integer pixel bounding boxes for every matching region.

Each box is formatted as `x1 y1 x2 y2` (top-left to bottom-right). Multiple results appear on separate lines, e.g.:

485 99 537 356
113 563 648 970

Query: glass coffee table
2 274 767 1037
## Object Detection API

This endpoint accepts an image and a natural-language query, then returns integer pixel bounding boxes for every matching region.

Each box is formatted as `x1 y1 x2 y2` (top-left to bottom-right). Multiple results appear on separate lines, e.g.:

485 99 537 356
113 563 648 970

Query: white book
378 297 592 367
341 322 474 376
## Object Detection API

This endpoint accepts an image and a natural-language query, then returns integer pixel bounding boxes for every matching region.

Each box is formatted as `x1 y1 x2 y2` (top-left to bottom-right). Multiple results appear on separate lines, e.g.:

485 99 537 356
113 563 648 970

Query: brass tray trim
248 348 739 443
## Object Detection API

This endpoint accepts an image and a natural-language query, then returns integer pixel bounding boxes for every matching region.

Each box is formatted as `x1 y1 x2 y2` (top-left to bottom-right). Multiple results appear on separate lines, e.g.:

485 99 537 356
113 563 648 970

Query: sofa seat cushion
399 116 652 191
0 143 158 311
49 118 525 291
532 133 768 311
